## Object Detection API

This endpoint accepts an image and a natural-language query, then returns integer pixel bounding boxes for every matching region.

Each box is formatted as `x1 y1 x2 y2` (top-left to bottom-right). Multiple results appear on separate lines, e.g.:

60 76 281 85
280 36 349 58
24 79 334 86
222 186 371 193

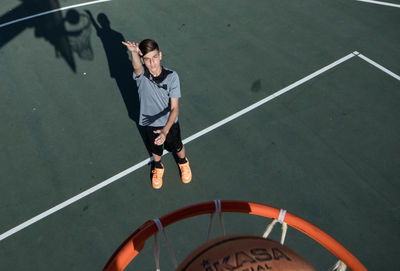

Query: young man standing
122 39 192 189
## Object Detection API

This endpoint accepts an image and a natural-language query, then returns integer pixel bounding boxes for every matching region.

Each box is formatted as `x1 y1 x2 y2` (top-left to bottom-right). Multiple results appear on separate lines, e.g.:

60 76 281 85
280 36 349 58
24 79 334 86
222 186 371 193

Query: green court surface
0 0 399 270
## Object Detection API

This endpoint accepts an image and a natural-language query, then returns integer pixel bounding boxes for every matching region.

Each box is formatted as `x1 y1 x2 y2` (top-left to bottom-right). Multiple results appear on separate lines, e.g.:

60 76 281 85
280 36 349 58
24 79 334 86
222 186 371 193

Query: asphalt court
1 0 399 270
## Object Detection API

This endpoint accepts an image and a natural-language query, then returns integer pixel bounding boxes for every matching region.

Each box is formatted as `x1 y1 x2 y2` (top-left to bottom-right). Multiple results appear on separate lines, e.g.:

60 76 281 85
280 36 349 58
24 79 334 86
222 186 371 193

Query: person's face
142 50 162 76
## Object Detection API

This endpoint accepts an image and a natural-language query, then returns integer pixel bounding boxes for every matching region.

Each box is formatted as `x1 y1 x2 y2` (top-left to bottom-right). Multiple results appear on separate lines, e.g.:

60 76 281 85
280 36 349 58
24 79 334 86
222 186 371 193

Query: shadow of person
85 11 149 155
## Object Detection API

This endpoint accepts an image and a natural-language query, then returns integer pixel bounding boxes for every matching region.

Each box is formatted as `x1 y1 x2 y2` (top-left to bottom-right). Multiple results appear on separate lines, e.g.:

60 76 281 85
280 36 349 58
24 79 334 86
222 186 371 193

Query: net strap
263 209 347 271
262 209 288 244
207 200 226 240
328 260 347 271
153 218 178 270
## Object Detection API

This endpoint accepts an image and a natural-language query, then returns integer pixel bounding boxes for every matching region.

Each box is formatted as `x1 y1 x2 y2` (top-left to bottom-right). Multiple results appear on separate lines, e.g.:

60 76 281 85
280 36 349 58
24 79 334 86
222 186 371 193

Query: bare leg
176 146 186 159
152 153 162 163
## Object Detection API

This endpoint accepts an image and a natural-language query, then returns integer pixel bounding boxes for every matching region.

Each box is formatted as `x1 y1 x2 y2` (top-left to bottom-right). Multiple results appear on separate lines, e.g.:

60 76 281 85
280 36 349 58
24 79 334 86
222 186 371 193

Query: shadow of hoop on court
0 0 95 72
64 9 94 61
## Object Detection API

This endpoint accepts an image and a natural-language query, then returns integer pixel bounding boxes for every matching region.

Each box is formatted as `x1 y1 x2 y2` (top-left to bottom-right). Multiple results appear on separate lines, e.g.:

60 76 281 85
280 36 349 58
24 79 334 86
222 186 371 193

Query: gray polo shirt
134 66 181 127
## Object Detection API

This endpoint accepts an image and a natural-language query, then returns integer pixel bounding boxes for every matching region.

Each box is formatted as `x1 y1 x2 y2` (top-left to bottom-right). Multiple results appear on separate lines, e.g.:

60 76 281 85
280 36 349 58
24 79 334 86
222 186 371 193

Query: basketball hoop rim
103 200 366 271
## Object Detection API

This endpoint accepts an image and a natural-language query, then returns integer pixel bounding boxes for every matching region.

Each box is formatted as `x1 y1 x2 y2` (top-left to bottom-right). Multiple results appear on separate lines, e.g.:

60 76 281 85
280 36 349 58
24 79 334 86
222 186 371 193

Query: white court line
182 53 357 145
0 52 356 242
0 159 151 241
0 0 112 28
355 53 400 80
355 0 400 8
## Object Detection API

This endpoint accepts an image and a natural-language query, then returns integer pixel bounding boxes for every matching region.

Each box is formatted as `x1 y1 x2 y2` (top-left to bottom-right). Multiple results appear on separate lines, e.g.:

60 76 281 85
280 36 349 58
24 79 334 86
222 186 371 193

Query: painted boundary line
356 0 400 8
354 52 400 80
0 52 356 242
0 0 112 28
0 159 151 241
182 53 356 144
1 51 399 241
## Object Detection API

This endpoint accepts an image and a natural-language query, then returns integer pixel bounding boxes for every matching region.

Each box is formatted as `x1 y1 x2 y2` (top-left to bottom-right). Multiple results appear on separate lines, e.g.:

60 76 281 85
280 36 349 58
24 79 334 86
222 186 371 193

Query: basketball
177 234 315 271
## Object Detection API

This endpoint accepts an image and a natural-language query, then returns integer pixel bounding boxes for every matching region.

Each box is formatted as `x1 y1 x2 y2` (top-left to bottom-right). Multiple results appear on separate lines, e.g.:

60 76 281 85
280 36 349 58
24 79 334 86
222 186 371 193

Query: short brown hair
139 39 159 56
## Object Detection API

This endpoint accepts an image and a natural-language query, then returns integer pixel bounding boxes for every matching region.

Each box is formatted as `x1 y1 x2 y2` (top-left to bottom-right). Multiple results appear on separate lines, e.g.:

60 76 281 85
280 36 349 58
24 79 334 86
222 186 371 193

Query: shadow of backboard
0 0 94 72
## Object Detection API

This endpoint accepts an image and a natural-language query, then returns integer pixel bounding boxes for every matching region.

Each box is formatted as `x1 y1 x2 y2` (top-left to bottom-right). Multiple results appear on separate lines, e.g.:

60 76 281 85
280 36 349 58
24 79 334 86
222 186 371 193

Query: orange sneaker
178 158 192 184
152 164 164 189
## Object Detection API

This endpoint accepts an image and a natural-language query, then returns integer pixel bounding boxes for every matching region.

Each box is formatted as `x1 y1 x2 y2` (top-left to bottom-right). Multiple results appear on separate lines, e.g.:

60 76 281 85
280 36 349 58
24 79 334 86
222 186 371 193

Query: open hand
153 130 167 146
121 41 142 56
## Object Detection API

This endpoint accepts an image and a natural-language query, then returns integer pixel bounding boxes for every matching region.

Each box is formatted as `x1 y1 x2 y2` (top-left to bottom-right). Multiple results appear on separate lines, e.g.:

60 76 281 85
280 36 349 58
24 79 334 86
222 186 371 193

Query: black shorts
144 122 183 156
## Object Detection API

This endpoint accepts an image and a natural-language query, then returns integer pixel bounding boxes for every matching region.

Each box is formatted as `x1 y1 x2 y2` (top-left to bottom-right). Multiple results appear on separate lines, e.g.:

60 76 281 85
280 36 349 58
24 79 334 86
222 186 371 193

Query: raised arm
122 41 143 77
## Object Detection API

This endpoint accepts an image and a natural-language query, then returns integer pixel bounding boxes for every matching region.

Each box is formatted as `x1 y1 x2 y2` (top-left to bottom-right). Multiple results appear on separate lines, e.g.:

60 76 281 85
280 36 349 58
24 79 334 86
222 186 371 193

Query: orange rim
103 200 366 271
